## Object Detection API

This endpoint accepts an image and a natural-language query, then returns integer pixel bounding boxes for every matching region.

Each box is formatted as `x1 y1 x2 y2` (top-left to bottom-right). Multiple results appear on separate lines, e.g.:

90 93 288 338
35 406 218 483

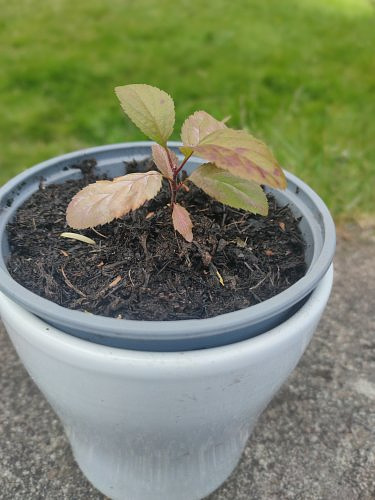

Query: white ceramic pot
0 265 333 500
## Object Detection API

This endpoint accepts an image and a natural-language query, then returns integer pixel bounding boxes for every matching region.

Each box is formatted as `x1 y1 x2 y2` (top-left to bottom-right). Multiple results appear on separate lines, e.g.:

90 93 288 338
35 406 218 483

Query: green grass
1 0 374 220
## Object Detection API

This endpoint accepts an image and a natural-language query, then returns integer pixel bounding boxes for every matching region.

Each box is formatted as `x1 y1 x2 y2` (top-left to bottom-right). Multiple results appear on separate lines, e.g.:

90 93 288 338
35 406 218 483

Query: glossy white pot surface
0 266 333 500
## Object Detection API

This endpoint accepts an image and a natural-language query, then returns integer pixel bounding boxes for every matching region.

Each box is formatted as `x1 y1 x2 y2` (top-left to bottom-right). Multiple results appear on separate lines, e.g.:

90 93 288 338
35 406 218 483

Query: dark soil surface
6 159 306 320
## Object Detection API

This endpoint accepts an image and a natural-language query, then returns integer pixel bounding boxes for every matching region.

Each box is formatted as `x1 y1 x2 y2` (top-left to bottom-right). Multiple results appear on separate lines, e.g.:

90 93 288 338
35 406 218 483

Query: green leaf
192 128 286 189
189 163 268 215
181 110 227 147
115 84 175 146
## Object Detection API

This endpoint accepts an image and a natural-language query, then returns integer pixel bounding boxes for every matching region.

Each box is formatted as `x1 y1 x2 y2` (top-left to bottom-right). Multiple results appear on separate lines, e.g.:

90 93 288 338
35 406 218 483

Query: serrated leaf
66 171 163 229
115 84 175 145
189 163 268 215
152 144 177 179
172 203 193 242
192 128 286 189
181 110 227 148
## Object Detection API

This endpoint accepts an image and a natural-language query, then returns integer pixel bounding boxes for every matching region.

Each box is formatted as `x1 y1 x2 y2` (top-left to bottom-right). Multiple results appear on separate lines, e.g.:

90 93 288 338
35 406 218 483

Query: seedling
66 84 286 242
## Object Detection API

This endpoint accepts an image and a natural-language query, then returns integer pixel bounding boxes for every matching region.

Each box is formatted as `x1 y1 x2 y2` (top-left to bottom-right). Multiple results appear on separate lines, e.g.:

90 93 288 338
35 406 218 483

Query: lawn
0 0 374 220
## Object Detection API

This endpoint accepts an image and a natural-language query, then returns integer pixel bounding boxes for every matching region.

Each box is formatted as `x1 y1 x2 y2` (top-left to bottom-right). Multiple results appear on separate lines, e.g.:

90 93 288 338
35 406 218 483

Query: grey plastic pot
0 142 335 351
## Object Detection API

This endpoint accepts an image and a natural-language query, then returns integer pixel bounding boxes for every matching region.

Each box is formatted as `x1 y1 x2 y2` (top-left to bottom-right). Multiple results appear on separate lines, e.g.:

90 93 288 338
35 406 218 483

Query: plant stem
164 147 192 208
166 179 178 209
165 147 177 174
163 146 177 208
175 151 193 176
176 181 187 192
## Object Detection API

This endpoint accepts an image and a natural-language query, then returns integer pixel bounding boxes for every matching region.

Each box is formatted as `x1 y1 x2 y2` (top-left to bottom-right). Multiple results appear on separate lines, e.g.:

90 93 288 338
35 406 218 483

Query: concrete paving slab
1 230 374 499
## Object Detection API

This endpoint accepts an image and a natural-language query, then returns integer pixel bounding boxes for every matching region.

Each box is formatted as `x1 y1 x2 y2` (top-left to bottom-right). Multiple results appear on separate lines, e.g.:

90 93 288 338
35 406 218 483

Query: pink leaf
66 171 163 229
152 144 177 179
192 128 286 190
181 110 227 148
172 203 193 242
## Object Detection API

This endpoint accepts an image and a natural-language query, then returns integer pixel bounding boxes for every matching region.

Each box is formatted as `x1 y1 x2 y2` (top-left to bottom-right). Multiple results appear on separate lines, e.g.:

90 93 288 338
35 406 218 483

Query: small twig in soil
221 210 227 228
209 263 225 286
142 268 150 287
248 289 261 303
60 232 96 245
249 274 269 291
60 267 86 297
98 275 123 296
192 241 213 267
102 260 129 270
216 269 225 286
109 275 122 288
225 220 246 229
128 269 135 287
156 260 173 276
91 227 108 239
139 233 149 259
244 262 253 272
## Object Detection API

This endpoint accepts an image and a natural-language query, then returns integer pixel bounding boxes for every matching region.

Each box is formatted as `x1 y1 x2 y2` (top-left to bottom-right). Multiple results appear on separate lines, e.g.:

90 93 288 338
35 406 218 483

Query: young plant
66 84 286 242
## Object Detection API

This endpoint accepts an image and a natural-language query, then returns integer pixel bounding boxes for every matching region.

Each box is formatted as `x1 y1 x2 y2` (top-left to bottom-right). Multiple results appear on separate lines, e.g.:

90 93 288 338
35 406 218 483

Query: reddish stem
165 147 177 175
167 179 176 208
164 147 193 209
163 146 177 208
175 151 193 176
